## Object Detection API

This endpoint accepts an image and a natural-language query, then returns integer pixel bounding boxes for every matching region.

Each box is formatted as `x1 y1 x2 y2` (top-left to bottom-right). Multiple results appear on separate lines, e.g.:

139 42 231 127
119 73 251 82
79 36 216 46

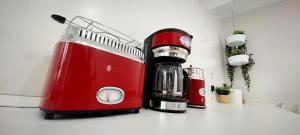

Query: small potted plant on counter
216 84 231 103
226 30 247 47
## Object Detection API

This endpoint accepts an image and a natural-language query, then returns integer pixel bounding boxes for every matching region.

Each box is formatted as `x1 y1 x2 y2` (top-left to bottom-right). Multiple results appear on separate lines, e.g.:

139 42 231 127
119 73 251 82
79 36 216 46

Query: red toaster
40 15 145 119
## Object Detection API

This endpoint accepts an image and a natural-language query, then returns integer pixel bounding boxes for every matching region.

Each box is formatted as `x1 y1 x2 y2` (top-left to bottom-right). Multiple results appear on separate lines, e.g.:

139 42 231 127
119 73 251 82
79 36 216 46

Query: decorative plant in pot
227 46 249 66
216 84 231 103
226 30 247 47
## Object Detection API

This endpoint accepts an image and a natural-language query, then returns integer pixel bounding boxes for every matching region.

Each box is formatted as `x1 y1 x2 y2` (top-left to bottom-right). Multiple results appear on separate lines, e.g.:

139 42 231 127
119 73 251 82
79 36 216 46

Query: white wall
221 0 300 108
0 0 225 96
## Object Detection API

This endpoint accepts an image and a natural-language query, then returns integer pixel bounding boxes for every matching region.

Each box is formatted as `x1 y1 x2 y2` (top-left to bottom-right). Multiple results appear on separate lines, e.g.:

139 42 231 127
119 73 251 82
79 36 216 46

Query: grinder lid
184 65 204 80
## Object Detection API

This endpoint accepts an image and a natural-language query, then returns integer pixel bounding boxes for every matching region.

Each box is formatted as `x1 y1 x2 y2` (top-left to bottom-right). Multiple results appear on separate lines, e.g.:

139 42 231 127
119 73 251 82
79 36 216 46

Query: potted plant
226 30 247 47
216 84 231 103
227 46 249 66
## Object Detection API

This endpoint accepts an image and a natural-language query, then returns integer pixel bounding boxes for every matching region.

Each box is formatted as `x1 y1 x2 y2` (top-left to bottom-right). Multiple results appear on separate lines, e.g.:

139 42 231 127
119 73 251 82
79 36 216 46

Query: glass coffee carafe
152 62 188 99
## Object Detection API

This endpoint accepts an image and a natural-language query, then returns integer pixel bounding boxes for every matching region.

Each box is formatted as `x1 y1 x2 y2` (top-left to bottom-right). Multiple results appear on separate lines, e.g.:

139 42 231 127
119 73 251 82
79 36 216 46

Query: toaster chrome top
60 26 144 63
53 15 144 63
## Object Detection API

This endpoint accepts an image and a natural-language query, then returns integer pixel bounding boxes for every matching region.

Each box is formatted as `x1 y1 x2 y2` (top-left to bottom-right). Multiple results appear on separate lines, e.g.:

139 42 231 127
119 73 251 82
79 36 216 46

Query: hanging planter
224 7 255 90
226 45 249 66
226 34 246 47
228 54 249 66
225 33 255 90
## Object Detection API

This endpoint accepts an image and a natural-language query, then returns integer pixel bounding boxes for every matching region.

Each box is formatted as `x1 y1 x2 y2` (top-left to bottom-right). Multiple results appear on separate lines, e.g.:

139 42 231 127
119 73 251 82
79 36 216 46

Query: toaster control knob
96 87 124 104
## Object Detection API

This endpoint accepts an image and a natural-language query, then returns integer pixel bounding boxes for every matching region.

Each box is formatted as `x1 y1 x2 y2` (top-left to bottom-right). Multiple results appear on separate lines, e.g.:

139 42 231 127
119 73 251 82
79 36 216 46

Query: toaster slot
102 37 106 44
79 29 83 37
95 34 100 42
90 32 93 40
72 27 144 62
106 38 110 46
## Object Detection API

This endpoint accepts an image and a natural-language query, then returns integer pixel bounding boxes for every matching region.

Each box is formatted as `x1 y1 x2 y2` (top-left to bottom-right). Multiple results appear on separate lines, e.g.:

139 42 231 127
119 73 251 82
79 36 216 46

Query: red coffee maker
143 28 193 112
184 65 206 108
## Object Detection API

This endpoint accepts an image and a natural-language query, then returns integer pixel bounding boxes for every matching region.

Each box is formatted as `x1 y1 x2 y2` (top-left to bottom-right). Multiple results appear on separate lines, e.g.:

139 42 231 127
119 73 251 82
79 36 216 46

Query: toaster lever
51 14 66 24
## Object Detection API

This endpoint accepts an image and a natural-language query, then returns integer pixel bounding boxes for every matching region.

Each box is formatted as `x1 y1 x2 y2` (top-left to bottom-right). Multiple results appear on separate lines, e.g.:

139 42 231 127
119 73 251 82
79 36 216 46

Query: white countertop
0 103 300 135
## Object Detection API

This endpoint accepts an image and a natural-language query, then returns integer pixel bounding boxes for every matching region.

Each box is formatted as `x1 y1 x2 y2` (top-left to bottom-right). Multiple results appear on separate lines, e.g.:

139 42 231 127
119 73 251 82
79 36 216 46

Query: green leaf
216 83 231 95
233 30 245 35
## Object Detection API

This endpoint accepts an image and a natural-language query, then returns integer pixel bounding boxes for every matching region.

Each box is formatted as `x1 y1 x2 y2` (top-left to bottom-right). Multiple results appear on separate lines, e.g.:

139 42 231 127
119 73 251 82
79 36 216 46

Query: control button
180 36 191 47
199 88 205 96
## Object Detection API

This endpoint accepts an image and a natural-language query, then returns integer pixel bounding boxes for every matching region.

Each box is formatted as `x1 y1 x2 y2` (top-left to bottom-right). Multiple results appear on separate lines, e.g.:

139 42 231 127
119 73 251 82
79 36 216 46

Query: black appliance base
40 107 140 120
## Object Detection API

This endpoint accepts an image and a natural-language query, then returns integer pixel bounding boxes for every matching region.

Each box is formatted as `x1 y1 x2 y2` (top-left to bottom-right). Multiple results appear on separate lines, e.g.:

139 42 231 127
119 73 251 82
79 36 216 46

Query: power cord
0 94 40 108
0 105 38 108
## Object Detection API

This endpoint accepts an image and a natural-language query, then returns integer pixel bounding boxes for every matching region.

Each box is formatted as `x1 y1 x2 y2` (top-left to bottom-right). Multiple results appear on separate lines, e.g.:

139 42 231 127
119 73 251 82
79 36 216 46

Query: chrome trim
149 100 187 111
187 104 206 108
59 26 144 63
96 87 125 105
152 46 189 60
65 15 143 49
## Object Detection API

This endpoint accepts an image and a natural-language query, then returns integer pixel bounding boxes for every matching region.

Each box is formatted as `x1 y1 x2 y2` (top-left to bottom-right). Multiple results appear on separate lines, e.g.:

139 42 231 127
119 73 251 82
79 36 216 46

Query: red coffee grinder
184 65 206 108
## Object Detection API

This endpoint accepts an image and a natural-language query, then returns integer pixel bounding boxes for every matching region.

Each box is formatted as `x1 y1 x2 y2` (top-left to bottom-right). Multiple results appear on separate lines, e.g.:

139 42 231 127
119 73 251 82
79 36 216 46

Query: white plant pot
226 34 246 47
228 54 249 66
229 89 243 105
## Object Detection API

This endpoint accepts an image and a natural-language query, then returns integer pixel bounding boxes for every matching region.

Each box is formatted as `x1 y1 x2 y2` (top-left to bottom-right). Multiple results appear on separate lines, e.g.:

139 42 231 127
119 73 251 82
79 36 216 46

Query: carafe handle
183 70 190 97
